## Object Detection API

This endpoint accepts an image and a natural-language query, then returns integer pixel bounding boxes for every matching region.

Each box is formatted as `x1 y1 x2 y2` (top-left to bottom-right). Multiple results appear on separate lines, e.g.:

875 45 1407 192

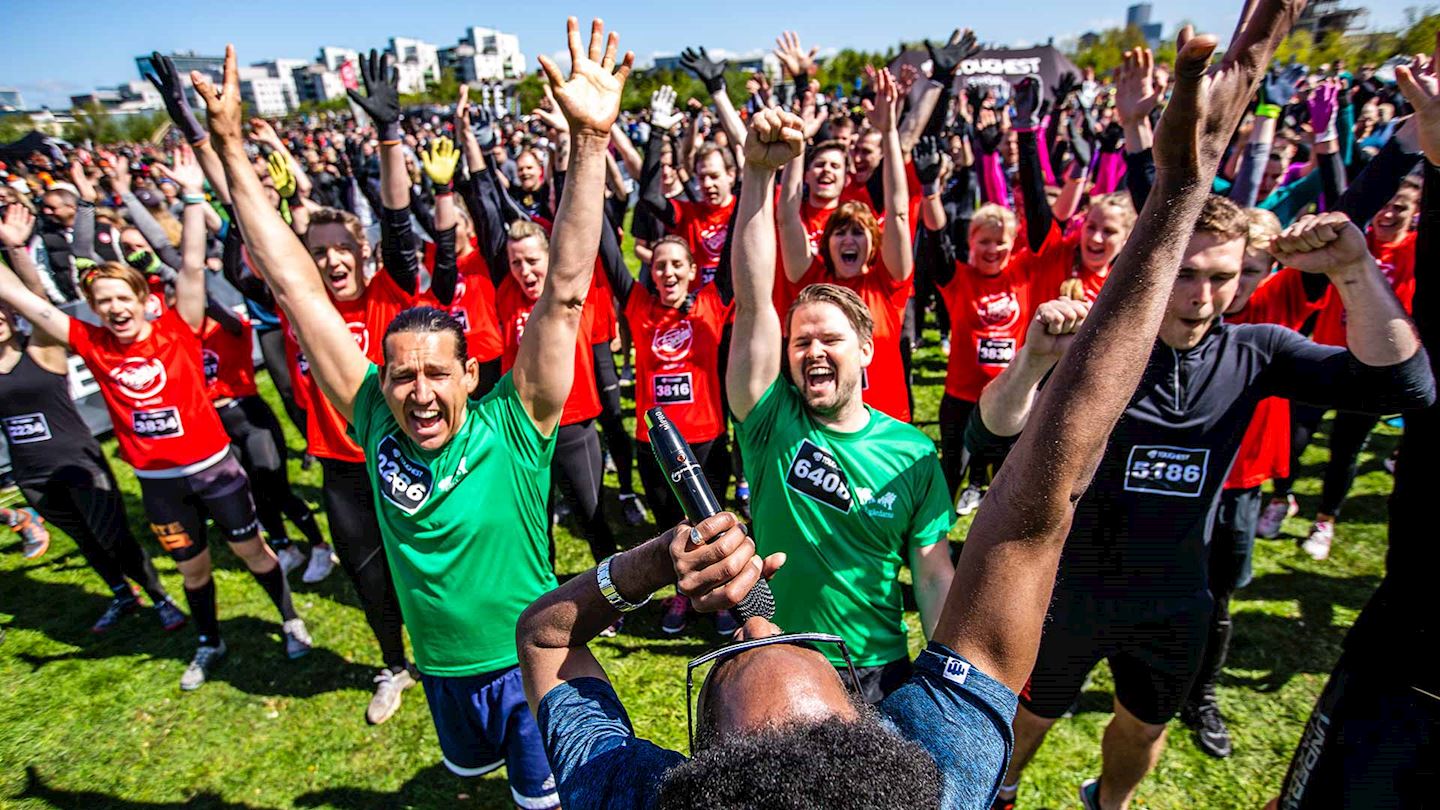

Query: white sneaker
940 336 951 358
180 641 227 691
1257 494 1298 539
302 547 337 583
276 544 306 575
283 618 312 659
366 666 416 725
955 485 984 516
1301 521 1334 561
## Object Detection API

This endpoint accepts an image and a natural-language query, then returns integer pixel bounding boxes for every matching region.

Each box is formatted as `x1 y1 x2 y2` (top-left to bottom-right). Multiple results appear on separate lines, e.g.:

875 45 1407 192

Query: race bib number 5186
785 439 853 513
1123 445 1208 497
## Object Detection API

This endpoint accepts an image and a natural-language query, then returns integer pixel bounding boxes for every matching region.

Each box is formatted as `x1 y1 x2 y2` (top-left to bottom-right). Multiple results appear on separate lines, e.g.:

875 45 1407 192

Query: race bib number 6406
1123 445 1208 497
785 439 853 513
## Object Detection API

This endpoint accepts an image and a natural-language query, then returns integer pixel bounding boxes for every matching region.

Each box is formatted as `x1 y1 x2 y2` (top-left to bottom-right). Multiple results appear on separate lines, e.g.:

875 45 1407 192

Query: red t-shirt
201 314 258 401
283 268 415 463
938 262 1033 403
1311 230 1416 347
494 274 602 425
588 263 617 346
840 160 923 238
418 240 503 364
1224 267 1324 489
69 308 231 473
793 256 913 422
773 198 843 317
671 197 736 287
625 284 732 443
1021 223 1109 303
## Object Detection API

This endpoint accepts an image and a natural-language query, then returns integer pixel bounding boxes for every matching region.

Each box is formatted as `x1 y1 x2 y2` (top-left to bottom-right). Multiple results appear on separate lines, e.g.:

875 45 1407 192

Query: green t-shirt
351 368 558 677
735 379 954 667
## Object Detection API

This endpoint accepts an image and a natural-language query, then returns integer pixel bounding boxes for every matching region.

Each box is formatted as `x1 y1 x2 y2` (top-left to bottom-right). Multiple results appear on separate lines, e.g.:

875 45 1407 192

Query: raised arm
194 45 371 421
154 146 210 331
932 3 1304 692
865 66 913 281
0 205 71 357
420 137 461 305
728 109 805 421
147 51 231 204
638 86 683 229
1013 77 1055 253
777 150 813 283
0 256 71 349
976 298 1091 438
249 118 313 199
680 47 745 160
513 18 633 434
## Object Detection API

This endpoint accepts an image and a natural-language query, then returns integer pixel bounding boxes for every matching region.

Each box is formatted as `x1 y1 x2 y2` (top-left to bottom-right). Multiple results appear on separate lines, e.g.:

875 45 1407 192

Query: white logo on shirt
942 656 971 685
436 455 468 493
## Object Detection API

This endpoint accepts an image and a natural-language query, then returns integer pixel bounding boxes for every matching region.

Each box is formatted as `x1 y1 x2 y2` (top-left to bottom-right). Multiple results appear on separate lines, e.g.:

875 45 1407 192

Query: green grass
0 330 1402 809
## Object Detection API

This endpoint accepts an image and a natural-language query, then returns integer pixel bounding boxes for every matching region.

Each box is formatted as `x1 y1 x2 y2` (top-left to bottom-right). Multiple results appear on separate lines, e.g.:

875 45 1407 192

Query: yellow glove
420 137 459 189
267 153 297 200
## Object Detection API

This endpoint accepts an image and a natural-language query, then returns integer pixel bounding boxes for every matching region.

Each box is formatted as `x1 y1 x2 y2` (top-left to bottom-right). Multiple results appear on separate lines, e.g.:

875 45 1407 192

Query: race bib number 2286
375 435 435 514
1123 445 1208 497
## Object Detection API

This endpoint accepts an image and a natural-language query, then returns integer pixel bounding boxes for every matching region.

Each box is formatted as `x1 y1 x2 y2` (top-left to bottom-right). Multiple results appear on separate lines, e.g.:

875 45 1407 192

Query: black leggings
636 437 727 529
1274 407 1382 518
258 327 305 440
1188 485 1263 707
938 394 993 497
218 396 324 549
20 462 167 603
592 343 634 495
552 420 617 563
319 458 407 670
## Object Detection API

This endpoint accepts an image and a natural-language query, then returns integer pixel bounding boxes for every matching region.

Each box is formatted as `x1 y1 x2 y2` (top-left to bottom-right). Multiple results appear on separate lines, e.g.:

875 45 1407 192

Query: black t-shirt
0 350 106 486
969 321 1434 604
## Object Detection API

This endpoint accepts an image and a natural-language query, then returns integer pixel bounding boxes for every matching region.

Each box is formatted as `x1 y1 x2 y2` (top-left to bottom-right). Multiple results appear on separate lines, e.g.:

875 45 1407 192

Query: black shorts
140 452 260 562
1278 652 1440 809
1020 593 1209 725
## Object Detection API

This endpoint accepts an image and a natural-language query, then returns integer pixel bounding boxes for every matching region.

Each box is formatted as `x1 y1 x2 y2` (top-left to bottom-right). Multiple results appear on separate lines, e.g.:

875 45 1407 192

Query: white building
251 58 309 110
237 67 290 116
318 46 360 73
0 88 24 111
69 80 163 114
441 26 526 83
292 64 348 105
392 61 429 94
389 37 441 85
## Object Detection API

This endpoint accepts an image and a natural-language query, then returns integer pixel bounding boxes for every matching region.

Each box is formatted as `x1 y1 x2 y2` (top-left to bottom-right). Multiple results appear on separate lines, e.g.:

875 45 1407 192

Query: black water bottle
645 406 775 622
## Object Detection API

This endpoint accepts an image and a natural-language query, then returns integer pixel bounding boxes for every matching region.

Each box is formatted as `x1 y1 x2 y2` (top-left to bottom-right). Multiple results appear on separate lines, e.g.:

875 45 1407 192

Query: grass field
0 314 1402 809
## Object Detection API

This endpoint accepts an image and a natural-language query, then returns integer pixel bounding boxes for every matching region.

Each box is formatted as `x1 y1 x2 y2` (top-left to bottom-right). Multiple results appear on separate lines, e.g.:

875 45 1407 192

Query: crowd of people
2 2 1437 807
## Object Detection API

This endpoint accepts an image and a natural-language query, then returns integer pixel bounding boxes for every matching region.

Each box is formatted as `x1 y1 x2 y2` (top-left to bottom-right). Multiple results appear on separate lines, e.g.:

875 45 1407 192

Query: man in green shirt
727 70 956 703
194 19 633 809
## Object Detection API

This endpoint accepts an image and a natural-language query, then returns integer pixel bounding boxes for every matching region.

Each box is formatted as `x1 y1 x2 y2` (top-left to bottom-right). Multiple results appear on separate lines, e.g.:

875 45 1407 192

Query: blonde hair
305 207 367 248
507 219 549 250
1090 192 1137 233
80 261 148 303
969 204 1017 242
1244 208 1282 254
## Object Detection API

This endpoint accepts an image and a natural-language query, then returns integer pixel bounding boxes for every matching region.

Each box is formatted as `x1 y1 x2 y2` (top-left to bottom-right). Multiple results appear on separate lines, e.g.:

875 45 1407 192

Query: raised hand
1115 47 1161 126
798 79 828 140
913 135 943 186
0 203 36 248
1307 77 1341 139
536 18 634 136
1270 212 1370 277
190 45 246 146
1051 71 1081 110
248 117 285 151
108 154 134 193
347 49 402 139
1151 0 1308 181
650 85 683 131
1261 63 1306 106
153 146 206 194
679 46 727 94
419 137 459 188
1012 76 1043 130
532 84 570 133
67 161 98 203
862 65 902 133
774 31 818 80
926 28 980 85
265 152 296 199
743 108 804 172
1023 298 1090 362
146 51 207 144
1395 33 1440 165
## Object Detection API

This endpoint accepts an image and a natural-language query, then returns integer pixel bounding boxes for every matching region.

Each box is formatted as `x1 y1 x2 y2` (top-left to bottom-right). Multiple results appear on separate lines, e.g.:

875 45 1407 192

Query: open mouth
804 363 836 391
108 313 134 330
1179 316 1209 329
839 248 861 265
409 407 443 435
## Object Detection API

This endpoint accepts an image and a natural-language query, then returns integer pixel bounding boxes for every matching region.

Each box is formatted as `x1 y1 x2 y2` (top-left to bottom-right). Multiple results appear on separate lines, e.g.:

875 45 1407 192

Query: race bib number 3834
133 407 184 438
1123 445 1209 497
375 435 434 515
785 439 853 513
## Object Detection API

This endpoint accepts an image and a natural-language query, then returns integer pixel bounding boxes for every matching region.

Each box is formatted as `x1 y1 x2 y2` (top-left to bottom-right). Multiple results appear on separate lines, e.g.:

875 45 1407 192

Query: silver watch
597 555 652 613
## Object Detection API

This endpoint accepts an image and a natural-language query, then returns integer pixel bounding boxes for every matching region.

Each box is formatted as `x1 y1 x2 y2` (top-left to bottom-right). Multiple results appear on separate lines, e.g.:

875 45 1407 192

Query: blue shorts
421 665 558 809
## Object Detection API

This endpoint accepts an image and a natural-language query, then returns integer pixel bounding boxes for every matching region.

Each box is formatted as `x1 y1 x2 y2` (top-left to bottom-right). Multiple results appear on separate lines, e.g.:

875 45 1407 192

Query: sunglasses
685 631 860 753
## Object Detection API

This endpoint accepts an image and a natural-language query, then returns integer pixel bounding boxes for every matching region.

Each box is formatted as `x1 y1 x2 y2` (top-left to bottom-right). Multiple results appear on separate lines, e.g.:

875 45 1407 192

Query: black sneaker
92 596 141 634
1182 697 1233 758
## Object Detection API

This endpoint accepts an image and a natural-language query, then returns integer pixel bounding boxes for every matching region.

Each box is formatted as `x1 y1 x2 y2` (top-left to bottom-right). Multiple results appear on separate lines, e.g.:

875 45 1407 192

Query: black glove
470 105 497 149
964 84 987 118
1098 121 1125 152
680 47 727 95
1012 76 1043 130
146 52 207 144
1261 64 1306 107
913 135 943 192
1051 72 1080 111
1065 116 1092 170
925 29 979 86
347 49 403 141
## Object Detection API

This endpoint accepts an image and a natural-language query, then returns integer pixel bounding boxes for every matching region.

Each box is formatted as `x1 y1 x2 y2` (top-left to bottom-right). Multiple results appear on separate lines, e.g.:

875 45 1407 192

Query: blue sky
0 0 1413 109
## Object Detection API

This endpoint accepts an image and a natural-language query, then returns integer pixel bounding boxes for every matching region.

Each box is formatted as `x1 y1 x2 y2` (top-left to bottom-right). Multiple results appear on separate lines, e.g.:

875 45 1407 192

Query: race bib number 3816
375 435 435 515
653 372 694 405
785 439 853 513
1123 445 1209 497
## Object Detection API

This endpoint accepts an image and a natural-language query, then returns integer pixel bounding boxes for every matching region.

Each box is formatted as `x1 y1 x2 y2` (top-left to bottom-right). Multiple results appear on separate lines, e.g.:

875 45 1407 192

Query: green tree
1068 25 1150 75
65 103 121 145
1400 12 1440 56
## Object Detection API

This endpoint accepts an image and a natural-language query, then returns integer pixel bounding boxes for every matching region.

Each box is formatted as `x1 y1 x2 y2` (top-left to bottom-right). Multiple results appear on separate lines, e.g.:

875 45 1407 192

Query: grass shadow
17 765 282 809
293 762 511 809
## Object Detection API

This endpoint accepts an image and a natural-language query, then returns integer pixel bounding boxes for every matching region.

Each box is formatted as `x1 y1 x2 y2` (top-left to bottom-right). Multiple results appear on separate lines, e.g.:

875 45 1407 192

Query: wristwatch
597 555 652 613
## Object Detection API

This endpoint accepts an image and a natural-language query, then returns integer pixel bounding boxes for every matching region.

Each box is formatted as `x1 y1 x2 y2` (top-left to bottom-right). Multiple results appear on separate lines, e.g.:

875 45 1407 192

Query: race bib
653 372 694 405
785 439 853 513
375 434 434 515
977 337 1015 367
449 307 471 332
4 413 52 444
202 349 220 386
1123 445 1209 497
132 407 184 439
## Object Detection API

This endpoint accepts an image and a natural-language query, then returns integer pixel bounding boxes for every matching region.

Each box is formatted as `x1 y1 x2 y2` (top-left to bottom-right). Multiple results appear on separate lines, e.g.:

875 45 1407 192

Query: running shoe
1078 778 1101 810
713 610 739 638
1257 494 1298 539
301 547 337 583
155 599 188 632
599 617 623 638
1301 521 1334 561
282 618 312 659
660 595 690 635
1181 695 1233 758
366 666 416 725
180 641 227 691
604 450 617 475
955 485 984 516
553 500 572 526
275 544 306 576
91 595 140 634
3 507 50 559
619 493 649 527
